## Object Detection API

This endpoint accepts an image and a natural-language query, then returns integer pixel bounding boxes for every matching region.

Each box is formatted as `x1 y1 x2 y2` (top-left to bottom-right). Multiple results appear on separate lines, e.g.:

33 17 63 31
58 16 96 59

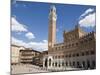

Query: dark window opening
49 59 51 66
86 51 89 55
73 62 75 66
76 53 79 57
91 51 95 55
55 62 57 67
82 52 85 56
66 62 68 66
62 62 64 66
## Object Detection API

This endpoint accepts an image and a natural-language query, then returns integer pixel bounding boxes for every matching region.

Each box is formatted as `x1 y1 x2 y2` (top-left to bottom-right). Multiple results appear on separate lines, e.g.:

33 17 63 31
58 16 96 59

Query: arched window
69 44 71 47
76 53 79 57
55 47 57 50
58 56 60 59
62 46 64 49
69 54 71 57
72 43 74 47
59 63 60 67
89 38 92 41
76 43 78 46
55 56 57 59
73 54 75 57
62 55 64 58
91 51 95 55
66 55 68 58
86 51 89 55
65 45 66 48
82 52 85 56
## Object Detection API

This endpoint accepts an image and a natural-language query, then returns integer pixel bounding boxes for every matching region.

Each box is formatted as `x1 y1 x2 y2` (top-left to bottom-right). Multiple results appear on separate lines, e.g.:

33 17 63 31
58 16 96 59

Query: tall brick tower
48 5 57 51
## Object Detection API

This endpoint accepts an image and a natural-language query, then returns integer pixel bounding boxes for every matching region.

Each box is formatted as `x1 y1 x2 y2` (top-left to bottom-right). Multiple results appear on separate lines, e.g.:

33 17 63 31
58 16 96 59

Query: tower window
62 55 64 58
91 51 95 55
58 56 60 59
86 51 89 55
72 44 74 47
72 54 75 57
69 54 71 57
76 53 79 57
82 52 85 56
66 55 68 58
76 43 78 46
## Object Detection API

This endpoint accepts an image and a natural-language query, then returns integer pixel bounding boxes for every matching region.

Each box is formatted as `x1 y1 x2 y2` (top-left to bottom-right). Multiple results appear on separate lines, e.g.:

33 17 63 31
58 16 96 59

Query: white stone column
43 58 45 68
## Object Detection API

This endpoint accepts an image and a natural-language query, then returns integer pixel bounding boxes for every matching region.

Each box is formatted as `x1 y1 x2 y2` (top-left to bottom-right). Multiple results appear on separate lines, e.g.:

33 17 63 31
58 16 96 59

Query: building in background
11 44 25 65
19 48 41 64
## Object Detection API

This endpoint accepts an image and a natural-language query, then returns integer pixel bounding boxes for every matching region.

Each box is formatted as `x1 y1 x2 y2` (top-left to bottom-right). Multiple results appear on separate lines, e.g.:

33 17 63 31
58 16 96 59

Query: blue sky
11 0 96 51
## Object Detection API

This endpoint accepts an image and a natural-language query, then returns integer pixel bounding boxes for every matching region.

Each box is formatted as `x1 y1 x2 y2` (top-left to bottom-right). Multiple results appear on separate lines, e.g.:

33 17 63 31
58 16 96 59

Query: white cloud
12 36 48 51
43 40 48 43
79 13 96 27
25 32 35 39
28 40 48 51
12 37 27 46
11 17 28 32
79 8 94 19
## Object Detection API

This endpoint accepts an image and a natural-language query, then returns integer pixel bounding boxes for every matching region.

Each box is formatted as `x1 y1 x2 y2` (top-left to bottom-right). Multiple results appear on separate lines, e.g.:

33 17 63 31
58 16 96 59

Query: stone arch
52 62 54 67
48 56 53 68
82 61 85 68
58 63 60 67
87 60 90 69
73 61 75 67
77 61 80 68
91 60 95 69
66 61 68 66
55 62 57 67
49 58 51 66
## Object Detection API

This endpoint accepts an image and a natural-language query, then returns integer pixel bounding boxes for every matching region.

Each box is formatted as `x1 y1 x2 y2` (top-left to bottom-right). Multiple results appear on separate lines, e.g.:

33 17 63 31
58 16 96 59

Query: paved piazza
11 64 48 74
11 64 81 74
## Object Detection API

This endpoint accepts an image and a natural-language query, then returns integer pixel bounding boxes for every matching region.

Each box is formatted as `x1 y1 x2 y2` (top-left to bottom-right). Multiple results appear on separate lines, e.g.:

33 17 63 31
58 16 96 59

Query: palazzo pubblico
43 5 96 71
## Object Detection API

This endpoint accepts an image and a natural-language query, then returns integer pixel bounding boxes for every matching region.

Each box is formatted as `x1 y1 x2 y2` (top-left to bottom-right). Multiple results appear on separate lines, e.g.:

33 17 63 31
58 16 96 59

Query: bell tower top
49 5 57 21
50 5 56 12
